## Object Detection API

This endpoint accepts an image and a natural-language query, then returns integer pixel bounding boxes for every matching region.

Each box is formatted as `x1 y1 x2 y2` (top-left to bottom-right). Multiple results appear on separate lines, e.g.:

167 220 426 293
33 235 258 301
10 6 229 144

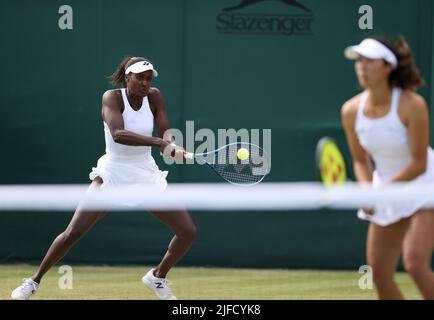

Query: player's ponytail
109 56 148 86
375 36 425 90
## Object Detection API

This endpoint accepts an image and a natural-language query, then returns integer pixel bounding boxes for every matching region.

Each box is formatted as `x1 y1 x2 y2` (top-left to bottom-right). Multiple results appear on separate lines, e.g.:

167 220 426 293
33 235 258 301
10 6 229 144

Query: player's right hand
159 140 186 158
362 208 375 216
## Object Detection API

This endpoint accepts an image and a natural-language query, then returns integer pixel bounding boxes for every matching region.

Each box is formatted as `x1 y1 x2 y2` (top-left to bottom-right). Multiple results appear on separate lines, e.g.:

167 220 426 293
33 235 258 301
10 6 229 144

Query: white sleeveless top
90 88 168 192
104 88 154 159
355 87 434 225
355 87 413 179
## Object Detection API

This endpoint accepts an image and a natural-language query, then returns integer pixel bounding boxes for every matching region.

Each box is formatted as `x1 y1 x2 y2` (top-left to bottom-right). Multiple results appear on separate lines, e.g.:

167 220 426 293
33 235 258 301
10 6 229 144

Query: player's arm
148 88 174 142
102 90 166 149
149 88 184 156
341 99 373 183
389 93 429 182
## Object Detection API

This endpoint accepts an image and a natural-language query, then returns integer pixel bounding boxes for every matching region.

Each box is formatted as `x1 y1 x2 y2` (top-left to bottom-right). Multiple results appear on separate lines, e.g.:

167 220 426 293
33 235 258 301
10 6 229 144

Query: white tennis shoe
11 278 39 300
142 269 177 300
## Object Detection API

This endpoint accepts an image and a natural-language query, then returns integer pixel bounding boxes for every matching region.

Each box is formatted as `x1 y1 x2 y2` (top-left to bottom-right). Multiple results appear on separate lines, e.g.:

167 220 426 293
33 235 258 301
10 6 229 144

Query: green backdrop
0 0 433 269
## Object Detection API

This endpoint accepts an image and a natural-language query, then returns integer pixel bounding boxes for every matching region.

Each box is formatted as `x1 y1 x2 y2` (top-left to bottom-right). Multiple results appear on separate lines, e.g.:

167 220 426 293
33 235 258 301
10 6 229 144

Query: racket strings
316 137 347 186
209 143 270 185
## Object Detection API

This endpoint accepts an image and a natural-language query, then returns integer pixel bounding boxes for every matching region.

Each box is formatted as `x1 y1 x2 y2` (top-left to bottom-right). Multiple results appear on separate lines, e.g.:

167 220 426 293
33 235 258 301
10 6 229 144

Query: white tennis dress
355 87 434 226
89 88 168 190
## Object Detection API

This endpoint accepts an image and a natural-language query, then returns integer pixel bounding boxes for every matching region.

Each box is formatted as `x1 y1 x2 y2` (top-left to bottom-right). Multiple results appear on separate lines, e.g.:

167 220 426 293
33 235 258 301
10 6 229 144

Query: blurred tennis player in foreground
341 36 434 299
11 56 195 300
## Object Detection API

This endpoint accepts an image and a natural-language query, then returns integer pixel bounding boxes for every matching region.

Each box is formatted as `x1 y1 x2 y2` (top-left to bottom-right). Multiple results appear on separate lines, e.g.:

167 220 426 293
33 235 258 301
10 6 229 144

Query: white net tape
0 182 434 211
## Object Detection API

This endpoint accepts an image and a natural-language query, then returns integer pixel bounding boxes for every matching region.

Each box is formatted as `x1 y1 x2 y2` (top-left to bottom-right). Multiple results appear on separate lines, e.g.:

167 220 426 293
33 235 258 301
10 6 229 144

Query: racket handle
184 152 194 160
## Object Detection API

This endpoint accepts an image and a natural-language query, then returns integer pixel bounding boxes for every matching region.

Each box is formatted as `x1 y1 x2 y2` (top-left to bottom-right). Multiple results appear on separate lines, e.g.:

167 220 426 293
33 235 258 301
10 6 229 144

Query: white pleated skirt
89 154 168 191
357 168 434 226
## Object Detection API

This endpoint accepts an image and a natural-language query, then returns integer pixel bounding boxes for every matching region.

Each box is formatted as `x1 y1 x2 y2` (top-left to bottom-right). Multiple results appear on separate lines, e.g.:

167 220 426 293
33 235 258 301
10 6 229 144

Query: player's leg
149 209 196 278
402 210 434 299
31 177 107 283
141 210 196 300
11 177 108 300
366 218 410 300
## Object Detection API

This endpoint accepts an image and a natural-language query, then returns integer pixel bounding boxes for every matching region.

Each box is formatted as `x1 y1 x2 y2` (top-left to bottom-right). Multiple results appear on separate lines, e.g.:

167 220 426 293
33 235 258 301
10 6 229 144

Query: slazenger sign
216 0 314 36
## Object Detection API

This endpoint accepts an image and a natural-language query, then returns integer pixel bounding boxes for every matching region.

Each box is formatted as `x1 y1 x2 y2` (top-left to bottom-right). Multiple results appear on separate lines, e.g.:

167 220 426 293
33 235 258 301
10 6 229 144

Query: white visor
344 38 398 69
125 60 158 77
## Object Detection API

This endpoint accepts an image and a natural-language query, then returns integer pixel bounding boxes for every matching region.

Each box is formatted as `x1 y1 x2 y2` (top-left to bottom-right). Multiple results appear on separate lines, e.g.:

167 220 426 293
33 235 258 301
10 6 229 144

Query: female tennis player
341 37 434 299
11 56 196 300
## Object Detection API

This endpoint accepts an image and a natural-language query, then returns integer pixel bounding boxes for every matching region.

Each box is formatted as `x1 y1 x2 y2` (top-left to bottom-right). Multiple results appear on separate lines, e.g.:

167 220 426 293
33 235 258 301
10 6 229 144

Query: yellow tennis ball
237 148 249 161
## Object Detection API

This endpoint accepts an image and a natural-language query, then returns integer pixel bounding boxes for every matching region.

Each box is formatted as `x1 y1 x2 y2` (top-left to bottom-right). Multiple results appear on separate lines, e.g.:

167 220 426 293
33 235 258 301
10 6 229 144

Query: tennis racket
315 137 348 186
184 142 271 186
